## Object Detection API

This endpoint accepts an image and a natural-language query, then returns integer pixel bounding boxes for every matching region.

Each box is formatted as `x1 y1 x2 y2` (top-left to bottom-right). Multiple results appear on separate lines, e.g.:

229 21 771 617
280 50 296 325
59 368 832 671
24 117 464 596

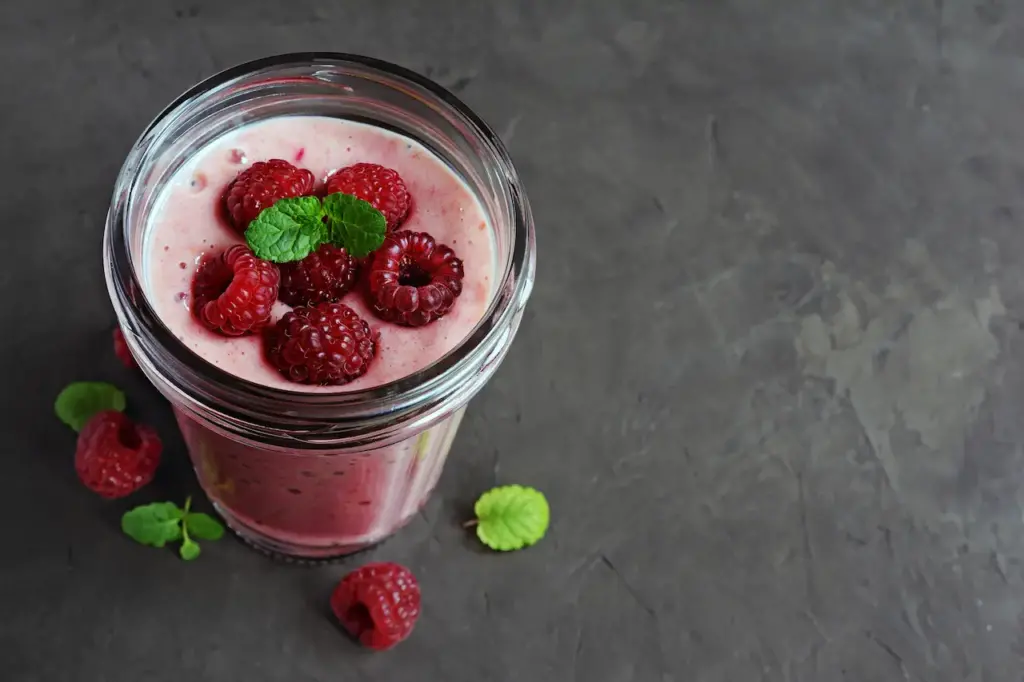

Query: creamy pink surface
144 116 496 391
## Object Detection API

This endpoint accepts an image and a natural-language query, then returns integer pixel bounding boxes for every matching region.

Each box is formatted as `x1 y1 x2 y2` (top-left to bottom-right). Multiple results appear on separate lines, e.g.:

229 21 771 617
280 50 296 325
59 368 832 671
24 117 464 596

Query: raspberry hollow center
198 257 233 299
345 602 376 639
117 423 141 449
398 262 431 287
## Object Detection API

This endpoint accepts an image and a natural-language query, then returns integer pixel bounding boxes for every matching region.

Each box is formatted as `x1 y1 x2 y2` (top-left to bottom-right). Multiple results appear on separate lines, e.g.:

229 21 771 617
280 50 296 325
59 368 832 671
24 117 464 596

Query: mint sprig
179 534 201 561
183 511 226 540
323 192 387 258
55 381 126 432
466 485 550 551
244 196 327 263
243 193 387 263
121 497 225 561
121 502 183 547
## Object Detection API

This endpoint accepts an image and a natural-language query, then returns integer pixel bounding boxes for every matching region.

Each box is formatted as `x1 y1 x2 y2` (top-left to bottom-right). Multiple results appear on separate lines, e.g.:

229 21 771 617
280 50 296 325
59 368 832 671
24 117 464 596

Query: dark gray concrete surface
4 0 1024 679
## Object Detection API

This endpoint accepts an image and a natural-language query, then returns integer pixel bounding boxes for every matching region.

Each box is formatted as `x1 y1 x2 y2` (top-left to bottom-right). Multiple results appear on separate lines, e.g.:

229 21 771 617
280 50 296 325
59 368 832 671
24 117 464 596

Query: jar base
215 502 397 563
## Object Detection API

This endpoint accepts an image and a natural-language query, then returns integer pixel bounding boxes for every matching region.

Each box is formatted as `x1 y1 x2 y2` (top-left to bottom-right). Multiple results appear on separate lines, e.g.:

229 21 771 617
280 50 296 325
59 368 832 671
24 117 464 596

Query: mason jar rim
104 53 535 448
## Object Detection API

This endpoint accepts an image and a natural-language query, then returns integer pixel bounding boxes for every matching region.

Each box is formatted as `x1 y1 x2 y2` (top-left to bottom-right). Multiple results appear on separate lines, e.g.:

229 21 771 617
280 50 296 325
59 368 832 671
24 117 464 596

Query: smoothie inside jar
142 115 498 391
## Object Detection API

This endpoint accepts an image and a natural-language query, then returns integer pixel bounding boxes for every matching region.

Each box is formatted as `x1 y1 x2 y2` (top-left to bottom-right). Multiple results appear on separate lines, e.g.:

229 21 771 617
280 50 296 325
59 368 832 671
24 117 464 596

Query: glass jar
103 54 536 559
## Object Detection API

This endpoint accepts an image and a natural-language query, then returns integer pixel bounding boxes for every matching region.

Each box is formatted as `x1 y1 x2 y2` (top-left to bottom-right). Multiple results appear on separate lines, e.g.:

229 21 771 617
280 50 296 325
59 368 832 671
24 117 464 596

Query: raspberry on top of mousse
326 163 411 231
278 244 359 308
365 231 465 328
192 245 280 337
263 302 377 386
224 159 315 233
186 156 468 387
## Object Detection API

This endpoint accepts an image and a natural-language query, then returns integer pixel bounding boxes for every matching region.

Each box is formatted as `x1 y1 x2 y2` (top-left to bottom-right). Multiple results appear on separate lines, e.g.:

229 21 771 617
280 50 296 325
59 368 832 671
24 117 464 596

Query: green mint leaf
179 536 201 561
244 196 327 263
179 518 201 560
323 192 387 258
472 485 550 552
55 382 126 432
184 512 225 541
121 502 184 548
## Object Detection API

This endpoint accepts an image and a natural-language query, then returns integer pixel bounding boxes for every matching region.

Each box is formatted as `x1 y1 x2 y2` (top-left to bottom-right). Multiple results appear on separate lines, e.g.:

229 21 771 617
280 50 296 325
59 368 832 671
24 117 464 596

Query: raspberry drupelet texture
326 163 410 231
278 244 359 307
330 562 421 650
224 159 315 232
263 302 377 386
365 230 464 327
192 245 280 337
75 410 163 499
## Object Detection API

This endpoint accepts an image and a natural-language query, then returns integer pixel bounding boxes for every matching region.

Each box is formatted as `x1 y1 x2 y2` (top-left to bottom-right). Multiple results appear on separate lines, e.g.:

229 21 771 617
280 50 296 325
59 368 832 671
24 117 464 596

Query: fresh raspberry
192 245 280 337
224 159 315 232
278 244 358 307
75 411 162 499
326 163 410 231
365 231 464 327
263 302 377 385
330 562 421 650
112 327 137 369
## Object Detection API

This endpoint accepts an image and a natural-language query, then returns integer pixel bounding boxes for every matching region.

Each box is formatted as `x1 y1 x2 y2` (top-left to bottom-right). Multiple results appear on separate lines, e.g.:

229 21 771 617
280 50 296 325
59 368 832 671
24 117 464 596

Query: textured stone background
4 1 1024 680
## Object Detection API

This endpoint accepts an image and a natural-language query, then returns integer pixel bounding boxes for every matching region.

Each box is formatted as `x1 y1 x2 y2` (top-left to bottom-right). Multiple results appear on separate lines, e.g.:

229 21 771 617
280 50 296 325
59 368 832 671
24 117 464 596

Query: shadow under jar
104 54 536 559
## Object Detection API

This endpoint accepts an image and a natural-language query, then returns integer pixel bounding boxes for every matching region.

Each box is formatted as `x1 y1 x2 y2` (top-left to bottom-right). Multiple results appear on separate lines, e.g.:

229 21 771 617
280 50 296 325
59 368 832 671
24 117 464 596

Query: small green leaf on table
55 381 126 432
121 497 225 560
469 485 550 552
121 502 185 548
184 512 225 541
